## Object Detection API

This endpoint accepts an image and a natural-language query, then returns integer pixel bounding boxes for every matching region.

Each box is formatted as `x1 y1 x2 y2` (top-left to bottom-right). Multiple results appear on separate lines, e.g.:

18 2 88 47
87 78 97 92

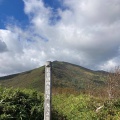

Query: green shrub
52 94 120 120
0 86 66 120
1 86 120 120
0 87 44 120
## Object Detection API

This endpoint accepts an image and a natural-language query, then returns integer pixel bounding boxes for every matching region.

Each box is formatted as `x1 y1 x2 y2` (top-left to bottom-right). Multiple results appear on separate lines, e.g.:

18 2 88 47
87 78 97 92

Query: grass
2 61 120 119
0 61 107 94
0 86 120 119
52 94 120 120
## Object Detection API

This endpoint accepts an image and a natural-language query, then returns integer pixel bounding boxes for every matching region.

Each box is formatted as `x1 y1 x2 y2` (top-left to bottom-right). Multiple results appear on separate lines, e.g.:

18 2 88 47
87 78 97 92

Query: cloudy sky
0 0 120 76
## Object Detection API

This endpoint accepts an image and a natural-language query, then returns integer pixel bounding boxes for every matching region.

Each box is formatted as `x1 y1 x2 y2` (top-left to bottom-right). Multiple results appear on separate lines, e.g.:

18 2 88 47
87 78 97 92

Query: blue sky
0 0 120 76
0 0 64 29
44 0 63 9
0 0 29 29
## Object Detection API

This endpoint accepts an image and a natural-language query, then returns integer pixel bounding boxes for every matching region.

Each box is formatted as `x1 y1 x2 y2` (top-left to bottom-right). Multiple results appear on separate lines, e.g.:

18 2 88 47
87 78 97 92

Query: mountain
0 61 107 94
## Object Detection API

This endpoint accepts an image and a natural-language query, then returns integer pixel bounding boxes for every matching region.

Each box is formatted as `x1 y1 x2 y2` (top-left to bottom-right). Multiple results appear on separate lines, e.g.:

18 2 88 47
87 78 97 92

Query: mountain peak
0 61 107 93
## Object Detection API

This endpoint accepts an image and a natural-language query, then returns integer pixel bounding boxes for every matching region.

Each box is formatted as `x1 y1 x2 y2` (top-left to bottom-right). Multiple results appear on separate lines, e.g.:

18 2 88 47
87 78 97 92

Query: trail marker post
44 61 52 120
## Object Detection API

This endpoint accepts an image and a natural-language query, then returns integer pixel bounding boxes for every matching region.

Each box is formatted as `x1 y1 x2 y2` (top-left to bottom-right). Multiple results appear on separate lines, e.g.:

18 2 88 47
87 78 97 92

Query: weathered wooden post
44 61 52 120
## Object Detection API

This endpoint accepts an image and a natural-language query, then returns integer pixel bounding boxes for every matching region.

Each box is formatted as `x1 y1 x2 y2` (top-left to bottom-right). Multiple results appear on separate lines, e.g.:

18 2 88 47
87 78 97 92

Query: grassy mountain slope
52 61 106 88
0 61 107 93
0 67 45 92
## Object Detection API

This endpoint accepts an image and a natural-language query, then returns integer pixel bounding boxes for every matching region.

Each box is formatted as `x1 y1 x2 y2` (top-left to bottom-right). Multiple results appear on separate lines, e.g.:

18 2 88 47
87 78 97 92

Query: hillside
0 61 107 94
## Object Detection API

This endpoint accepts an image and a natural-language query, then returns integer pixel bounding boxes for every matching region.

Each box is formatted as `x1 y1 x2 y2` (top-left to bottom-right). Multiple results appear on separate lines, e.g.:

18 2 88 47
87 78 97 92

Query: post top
45 61 51 67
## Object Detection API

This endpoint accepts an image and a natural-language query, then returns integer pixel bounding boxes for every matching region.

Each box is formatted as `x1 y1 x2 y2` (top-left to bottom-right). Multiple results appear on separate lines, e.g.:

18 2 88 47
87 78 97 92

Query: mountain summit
0 61 107 93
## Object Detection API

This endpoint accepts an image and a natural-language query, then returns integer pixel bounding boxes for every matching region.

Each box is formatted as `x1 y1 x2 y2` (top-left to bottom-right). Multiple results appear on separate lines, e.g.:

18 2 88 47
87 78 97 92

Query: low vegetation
0 86 66 120
0 86 44 120
0 86 120 120
53 94 120 120
0 62 120 119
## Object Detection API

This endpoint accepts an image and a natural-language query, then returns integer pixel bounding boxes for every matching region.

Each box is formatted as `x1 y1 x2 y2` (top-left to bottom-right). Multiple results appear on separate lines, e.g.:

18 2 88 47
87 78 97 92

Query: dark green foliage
1 86 120 119
0 86 67 120
0 86 44 120
52 109 68 120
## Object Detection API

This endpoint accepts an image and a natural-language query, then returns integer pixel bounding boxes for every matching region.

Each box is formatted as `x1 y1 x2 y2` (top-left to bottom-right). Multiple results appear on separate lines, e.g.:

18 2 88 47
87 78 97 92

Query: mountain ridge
0 61 107 94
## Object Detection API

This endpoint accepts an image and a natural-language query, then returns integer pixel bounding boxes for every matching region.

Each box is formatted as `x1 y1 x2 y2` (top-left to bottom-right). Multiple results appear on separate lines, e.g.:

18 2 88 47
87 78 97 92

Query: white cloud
0 38 8 52
0 0 120 76
99 59 118 71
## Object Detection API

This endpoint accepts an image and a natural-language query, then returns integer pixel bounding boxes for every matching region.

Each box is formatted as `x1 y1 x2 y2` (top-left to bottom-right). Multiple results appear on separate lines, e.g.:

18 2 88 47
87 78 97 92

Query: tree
107 66 120 100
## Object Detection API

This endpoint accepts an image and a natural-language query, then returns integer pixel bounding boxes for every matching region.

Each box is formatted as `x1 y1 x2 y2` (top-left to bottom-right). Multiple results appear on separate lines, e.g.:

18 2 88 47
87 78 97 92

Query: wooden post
44 61 52 120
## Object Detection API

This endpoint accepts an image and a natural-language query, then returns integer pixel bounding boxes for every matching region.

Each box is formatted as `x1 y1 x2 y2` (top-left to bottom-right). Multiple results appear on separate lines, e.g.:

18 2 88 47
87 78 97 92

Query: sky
0 0 120 76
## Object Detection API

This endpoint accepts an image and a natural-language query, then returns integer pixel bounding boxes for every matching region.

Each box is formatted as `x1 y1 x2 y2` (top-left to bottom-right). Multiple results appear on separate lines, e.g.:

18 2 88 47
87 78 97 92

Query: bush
0 86 67 120
0 87 44 120
1 86 120 120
